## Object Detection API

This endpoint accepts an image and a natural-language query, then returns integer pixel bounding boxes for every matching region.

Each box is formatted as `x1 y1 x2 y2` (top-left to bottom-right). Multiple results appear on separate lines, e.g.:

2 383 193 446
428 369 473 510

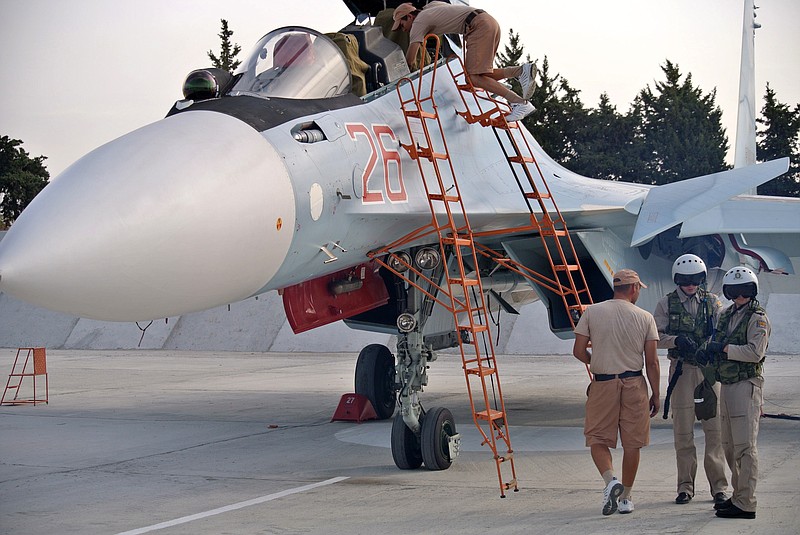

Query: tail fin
733 0 760 169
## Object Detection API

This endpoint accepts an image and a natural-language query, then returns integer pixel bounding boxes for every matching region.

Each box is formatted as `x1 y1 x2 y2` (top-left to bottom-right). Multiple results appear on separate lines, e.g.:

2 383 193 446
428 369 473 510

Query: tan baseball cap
392 3 417 30
613 269 647 288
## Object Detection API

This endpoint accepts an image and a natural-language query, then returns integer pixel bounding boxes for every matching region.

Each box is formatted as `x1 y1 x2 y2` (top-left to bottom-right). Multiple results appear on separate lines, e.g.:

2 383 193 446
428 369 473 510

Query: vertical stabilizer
733 0 761 169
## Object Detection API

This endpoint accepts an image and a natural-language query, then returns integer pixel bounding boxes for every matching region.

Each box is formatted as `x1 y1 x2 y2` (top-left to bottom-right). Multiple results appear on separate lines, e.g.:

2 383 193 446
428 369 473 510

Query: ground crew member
391 2 536 122
573 269 660 516
697 266 770 520
654 254 729 506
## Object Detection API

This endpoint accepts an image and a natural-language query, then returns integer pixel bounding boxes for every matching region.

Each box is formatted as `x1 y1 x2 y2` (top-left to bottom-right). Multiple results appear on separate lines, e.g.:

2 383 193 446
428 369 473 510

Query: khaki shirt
724 304 771 364
409 1 475 43
574 298 659 375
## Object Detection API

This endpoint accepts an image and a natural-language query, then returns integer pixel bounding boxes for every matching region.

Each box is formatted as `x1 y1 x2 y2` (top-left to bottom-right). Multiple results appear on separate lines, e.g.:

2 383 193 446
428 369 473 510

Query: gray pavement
1 349 798 534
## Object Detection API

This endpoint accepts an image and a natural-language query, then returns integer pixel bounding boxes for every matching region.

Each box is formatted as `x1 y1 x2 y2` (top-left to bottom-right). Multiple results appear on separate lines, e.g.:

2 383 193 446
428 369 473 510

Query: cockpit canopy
230 27 351 99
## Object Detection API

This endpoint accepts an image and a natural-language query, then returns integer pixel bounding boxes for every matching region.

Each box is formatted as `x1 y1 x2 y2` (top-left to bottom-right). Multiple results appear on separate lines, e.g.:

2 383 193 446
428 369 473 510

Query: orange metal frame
370 35 518 497
1 347 49 405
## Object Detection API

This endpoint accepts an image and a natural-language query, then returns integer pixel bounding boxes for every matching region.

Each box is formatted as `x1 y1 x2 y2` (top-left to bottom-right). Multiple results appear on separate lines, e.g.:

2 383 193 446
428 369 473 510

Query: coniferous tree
523 57 588 165
756 83 800 196
208 19 241 73
569 94 641 181
630 60 729 185
0 136 49 228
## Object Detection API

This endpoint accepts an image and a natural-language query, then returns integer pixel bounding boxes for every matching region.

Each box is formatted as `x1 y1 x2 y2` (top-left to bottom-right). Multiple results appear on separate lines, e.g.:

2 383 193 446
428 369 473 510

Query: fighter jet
0 0 797 493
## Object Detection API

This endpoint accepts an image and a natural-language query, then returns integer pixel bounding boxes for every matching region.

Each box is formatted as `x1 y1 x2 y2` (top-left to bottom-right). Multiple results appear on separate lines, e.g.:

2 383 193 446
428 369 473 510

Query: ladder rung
508 155 534 164
524 191 551 199
475 409 504 421
465 366 496 377
540 228 567 237
429 193 461 203
554 264 580 272
460 324 489 334
415 148 447 160
442 236 472 247
449 278 479 287
405 109 437 119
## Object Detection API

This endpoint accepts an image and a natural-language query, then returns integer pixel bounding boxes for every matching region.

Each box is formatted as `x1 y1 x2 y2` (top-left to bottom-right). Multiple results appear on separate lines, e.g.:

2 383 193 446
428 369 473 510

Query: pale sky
1 0 798 178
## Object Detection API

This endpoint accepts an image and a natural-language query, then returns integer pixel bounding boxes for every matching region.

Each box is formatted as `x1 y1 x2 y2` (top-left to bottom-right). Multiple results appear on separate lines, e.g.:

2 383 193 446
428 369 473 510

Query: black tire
354 344 396 420
391 413 423 469
421 407 457 470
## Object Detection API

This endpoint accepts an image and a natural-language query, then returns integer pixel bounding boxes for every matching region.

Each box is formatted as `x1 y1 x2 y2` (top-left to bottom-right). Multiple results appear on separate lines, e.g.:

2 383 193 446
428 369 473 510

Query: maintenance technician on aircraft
696 266 771 520
572 269 660 516
391 2 537 122
654 254 729 507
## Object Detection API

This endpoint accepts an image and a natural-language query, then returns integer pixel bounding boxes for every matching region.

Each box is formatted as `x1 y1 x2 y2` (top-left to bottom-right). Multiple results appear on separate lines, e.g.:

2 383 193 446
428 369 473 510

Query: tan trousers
720 378 762 512
668 360 728 497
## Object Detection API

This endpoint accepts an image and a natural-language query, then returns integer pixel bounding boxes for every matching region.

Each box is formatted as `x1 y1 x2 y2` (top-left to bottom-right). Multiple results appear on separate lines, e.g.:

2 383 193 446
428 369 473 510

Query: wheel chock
331 393 377 423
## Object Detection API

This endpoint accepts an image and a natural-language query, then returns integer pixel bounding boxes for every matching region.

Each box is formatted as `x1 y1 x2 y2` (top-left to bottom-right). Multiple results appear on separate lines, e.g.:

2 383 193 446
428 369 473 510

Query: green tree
0 136 50 228
207 19 241 73
629 60 729 185
523 56 588 166
568 93 642 181
756 83 800 196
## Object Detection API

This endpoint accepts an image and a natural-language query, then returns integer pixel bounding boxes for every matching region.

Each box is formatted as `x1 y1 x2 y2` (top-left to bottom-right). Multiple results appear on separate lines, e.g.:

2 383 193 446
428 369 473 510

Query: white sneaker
618 498 634 514
505 101 534 122
602 479 624 516
518 62 537 100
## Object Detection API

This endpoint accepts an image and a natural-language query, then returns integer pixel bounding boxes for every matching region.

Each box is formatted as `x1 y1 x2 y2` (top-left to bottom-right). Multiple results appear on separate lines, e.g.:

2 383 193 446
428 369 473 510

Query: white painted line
114 476 349 535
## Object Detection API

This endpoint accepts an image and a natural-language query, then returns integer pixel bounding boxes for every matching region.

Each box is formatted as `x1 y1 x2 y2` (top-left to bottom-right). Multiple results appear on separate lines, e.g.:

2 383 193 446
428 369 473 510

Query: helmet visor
723 282 757 300
674 273 706 286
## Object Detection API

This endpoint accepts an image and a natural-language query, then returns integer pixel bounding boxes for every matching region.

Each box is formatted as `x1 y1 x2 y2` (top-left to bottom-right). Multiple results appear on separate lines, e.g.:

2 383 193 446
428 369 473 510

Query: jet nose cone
0 111 295 320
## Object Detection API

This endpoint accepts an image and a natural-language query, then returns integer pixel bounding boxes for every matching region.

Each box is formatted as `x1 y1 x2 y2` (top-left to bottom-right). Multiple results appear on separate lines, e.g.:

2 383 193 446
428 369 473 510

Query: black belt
464 9 485 30
594 370 643 382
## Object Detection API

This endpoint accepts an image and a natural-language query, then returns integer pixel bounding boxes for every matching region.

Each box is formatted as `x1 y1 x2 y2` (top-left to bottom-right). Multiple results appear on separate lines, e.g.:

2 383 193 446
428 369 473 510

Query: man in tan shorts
392 2 536 122
573 269 660 515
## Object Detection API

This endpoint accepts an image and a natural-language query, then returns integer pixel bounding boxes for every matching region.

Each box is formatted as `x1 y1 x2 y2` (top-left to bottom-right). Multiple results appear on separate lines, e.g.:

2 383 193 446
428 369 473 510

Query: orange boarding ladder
446 57 593 328
372 35 517 497
1 347 49 405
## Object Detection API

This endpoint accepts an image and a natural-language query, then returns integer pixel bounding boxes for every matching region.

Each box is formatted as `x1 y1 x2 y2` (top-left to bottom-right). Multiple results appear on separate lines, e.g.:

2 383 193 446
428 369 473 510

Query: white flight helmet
672 254 707 285
722 266 759 300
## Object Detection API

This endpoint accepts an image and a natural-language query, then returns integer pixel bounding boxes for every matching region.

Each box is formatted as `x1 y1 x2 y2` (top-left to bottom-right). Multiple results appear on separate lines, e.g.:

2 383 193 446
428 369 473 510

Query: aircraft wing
679 194 800 237
630 158 790 247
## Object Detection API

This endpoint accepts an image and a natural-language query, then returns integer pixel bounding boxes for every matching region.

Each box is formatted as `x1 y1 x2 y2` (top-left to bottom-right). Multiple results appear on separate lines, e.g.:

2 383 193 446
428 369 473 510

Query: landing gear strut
356 249 460 470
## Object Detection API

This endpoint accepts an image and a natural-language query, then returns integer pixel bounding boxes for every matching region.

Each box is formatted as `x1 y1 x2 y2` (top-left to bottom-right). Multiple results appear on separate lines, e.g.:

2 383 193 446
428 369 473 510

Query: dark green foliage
0 136 50 228
523 57 588 166
756 84 800 196
630 60 729 184
568 94 643 181
207 19 241 73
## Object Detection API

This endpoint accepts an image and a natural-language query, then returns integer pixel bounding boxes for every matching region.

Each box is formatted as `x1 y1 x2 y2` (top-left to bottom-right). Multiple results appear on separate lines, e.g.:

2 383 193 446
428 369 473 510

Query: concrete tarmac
1 349 798 535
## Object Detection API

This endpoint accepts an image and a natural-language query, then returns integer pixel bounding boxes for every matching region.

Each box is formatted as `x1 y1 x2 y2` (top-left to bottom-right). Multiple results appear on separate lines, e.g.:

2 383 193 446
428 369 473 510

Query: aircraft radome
0 0 797 493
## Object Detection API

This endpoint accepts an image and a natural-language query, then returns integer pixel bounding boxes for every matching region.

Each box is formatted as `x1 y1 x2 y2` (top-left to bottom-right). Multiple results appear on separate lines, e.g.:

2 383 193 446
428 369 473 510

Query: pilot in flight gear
697 266 770 520
653 254 728 507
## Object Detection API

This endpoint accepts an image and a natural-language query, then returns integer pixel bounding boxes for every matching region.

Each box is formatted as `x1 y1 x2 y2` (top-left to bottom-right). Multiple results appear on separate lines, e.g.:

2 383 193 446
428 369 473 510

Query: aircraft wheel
354 344 396 420
391 413 423 469
421 407 457 470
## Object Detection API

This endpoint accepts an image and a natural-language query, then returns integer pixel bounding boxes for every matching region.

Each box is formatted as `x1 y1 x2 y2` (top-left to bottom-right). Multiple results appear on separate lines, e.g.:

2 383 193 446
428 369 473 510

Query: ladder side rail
509 127 595 306
407 38 518 495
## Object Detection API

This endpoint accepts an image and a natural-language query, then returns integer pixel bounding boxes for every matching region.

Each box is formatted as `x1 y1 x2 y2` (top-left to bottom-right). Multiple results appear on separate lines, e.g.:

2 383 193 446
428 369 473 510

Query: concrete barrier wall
1 290 796 354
